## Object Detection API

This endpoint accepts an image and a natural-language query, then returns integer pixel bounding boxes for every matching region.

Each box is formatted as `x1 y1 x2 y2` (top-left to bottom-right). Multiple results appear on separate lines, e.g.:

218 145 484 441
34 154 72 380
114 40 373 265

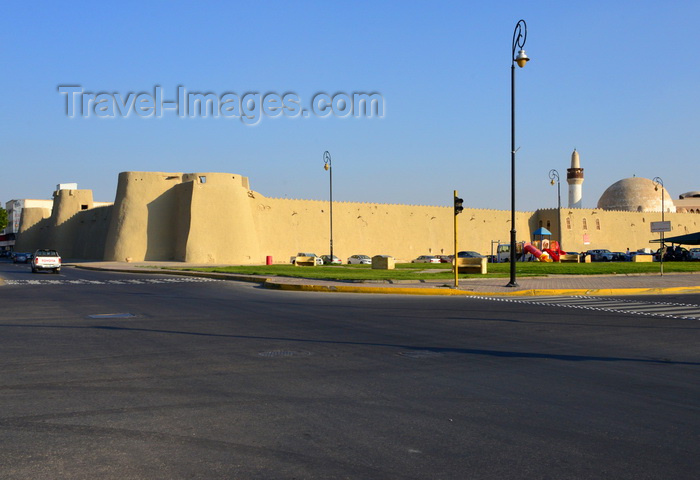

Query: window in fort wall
566 217 571 229
582 218 588 230
546 220 551 230
596 218 601 230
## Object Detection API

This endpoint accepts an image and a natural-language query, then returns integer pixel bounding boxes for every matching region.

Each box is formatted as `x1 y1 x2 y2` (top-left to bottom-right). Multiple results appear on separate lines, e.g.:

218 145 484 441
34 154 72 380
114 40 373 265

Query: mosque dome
597 177 676 213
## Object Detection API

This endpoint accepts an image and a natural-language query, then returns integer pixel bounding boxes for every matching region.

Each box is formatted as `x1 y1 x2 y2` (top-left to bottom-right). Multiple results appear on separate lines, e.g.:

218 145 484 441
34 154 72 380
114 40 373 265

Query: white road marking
475 295 700 320
4 277 219 286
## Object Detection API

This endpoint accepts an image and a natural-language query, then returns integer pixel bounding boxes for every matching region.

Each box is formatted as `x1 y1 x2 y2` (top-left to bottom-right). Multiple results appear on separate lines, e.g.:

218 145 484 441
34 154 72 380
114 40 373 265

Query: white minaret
567 149 584 208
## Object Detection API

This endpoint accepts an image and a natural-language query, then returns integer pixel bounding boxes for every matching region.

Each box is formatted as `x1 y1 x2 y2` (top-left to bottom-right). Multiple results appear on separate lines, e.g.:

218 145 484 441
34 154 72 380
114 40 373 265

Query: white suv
31 249 61 274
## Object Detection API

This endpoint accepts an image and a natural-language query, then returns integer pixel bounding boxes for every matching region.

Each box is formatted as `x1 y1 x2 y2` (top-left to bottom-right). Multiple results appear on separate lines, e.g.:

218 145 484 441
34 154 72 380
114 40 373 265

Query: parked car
457 251 486 258
688 248 700 261
13 252 31 263
290 252 324 266
31 249 61 274
347 254 371 265
436 255 453 263
611 251 631 262
320 254 342 265
661 245 690 262
412 255 441 264
584 249 614 262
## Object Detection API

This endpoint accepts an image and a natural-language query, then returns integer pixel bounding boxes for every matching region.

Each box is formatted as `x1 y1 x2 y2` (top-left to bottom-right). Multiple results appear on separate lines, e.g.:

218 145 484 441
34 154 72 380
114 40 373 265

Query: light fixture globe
515 49 529 67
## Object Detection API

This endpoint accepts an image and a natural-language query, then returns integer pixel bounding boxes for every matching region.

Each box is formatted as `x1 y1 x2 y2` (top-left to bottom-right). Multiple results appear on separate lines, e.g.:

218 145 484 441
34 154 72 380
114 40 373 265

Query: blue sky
1 1 698 211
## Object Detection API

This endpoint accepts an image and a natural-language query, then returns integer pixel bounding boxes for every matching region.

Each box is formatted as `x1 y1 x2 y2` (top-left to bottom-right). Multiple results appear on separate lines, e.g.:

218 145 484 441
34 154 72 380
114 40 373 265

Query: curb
68 265 700 297
263 281 700 297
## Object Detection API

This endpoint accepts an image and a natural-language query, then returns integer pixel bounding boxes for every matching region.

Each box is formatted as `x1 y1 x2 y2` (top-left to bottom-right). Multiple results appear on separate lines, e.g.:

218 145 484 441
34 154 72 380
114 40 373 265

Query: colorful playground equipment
523 242 552 262
493 227 568 263
528 227 567 262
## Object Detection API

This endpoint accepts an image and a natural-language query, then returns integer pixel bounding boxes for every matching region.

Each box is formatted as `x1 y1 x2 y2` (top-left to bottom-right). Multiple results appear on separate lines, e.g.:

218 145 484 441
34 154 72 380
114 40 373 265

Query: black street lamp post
324 151 334 261
549 169 561 251
653 176 665 276
506 19 530 287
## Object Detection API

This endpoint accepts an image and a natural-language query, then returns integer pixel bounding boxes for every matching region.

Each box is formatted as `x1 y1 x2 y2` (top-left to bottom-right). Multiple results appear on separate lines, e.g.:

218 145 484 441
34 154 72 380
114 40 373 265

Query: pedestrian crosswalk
484 295 700 320
4 277 219 286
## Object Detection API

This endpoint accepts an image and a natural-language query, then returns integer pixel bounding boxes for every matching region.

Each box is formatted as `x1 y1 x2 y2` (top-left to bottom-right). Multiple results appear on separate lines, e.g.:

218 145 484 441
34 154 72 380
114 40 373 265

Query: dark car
661 246 689 262
13 252 31 263
457 251 485 258
611 252 631 262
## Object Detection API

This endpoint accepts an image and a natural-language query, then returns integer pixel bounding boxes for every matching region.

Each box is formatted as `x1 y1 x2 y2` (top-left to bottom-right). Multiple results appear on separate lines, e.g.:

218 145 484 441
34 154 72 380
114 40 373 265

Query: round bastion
597 177 676 213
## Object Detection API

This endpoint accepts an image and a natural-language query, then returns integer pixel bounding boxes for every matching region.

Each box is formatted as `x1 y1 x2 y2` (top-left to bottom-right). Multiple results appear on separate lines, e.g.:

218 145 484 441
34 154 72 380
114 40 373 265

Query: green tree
0 207 7 231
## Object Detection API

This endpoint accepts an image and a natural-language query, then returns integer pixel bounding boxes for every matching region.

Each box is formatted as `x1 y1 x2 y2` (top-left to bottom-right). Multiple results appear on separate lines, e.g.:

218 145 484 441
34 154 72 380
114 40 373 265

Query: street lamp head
324 163 329 171
550 178 555 186
323 150 331 170
515 49 529 67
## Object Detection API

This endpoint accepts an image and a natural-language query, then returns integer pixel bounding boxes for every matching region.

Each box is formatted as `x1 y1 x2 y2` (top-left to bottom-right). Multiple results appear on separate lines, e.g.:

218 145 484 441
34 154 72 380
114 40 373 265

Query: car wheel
54 268 60 274
31 267 36 273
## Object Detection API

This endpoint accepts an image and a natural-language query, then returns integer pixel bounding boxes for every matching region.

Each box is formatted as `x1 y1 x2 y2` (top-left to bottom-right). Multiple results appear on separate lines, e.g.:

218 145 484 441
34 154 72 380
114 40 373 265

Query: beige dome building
675 191 700 213
597 177 676 213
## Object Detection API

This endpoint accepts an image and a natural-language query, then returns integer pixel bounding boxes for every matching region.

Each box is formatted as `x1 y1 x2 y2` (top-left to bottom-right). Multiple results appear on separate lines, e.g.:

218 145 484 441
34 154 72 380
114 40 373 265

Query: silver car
347 254 371 265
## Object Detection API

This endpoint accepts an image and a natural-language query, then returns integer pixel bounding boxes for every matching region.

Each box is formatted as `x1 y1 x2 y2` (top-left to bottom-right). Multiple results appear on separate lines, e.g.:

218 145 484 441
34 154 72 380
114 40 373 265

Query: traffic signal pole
454 191 463 289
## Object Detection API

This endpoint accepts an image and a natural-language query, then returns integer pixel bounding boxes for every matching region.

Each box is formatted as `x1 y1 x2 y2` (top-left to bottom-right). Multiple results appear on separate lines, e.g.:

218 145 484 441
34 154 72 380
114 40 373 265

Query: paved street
1 262 699 479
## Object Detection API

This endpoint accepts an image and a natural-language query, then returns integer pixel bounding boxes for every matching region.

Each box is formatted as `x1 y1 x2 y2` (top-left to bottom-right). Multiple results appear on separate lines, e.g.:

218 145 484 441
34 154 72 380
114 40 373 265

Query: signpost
650 221 671 233
651 221 671 276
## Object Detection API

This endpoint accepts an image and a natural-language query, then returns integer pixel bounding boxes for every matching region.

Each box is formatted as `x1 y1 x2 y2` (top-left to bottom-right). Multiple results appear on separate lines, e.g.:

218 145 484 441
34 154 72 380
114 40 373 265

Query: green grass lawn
171 261 700 281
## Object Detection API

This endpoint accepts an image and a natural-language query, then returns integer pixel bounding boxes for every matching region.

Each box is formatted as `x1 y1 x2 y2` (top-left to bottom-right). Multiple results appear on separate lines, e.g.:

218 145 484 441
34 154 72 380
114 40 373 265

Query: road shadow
0 322 697 366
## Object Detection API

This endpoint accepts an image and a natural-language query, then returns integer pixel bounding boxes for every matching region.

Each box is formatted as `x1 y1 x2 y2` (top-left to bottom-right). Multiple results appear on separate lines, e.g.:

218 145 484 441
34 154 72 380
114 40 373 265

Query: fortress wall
251 194 529 263
104 172 185 261
172 182 194 261
552 209 700 253
14 191 112 259
181 173 261 263
14 207 52 252
47 189 96 256
16 170 700 264
70 205 113 259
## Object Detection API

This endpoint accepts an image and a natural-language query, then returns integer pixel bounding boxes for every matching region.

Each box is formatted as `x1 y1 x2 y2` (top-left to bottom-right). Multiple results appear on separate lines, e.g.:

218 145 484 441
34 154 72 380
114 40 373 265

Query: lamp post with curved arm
549 169 561 252
324 151 334 261
506 19 530 287
653 176 665 276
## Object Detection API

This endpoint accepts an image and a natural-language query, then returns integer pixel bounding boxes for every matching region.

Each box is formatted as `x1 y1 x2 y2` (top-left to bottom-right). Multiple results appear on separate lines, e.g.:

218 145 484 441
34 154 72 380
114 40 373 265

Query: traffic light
454 196 464 215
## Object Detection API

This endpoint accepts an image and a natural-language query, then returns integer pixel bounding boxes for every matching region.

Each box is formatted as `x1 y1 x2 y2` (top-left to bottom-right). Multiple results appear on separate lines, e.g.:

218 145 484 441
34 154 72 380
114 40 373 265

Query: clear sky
1 1 698 212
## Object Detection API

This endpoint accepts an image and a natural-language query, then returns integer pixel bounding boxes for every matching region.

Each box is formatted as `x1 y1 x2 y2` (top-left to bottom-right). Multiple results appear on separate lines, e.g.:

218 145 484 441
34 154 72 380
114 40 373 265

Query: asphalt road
1 261 699 479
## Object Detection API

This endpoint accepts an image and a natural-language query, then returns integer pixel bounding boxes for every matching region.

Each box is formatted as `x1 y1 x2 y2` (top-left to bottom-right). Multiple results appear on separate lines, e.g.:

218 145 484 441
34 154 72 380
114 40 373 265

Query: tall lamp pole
549 169 561 252
653 176 664 276
506 19 530 287
323 151 334 261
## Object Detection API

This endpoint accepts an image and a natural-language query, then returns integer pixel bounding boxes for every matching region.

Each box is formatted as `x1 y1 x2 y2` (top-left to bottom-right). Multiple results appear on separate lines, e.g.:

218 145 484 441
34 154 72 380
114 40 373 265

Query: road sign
650 221 671 233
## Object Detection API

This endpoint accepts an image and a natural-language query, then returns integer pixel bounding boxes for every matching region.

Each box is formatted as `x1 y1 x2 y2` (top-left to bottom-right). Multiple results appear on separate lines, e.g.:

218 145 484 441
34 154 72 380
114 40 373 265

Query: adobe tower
567 149 584 208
